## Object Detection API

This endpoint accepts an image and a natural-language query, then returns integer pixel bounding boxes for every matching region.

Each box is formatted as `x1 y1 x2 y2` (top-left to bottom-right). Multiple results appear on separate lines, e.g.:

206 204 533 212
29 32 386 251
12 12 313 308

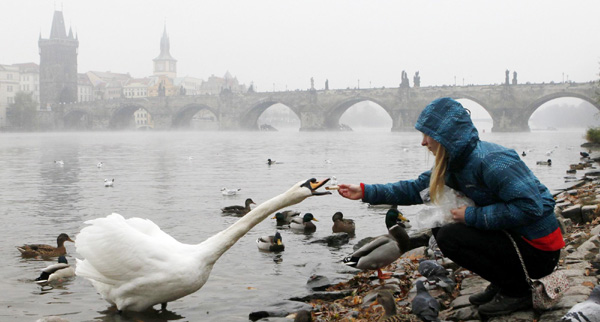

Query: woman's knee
434 223 467 254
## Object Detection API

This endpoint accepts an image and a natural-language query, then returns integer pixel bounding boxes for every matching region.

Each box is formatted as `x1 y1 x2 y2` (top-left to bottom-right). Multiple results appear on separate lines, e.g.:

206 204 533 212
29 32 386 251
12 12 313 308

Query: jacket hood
415 97 479 170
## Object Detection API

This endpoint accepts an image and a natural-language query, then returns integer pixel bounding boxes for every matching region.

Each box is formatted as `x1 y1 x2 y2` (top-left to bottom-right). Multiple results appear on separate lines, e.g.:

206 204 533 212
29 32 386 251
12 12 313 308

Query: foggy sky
2 0 599 91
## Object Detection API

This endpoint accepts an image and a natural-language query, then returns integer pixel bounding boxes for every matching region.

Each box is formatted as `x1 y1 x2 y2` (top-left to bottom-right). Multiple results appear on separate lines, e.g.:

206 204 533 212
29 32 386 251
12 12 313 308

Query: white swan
75 178 331 312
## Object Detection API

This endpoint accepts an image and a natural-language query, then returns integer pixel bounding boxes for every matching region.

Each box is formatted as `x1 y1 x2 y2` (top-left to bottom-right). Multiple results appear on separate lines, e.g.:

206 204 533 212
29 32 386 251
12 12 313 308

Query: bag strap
503 230 534 288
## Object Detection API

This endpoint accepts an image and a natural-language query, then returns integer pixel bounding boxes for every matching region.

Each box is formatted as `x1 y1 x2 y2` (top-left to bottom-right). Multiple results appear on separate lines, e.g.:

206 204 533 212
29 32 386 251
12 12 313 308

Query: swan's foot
376 269 393 280
161 302 167 311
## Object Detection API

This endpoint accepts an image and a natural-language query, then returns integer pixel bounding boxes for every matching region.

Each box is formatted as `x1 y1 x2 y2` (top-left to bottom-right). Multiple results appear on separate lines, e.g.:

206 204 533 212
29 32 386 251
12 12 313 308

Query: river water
0 128 590 321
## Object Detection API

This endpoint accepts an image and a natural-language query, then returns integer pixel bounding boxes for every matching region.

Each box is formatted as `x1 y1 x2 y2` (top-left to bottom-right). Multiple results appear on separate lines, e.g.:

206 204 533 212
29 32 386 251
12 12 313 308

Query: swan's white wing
75 213 190 285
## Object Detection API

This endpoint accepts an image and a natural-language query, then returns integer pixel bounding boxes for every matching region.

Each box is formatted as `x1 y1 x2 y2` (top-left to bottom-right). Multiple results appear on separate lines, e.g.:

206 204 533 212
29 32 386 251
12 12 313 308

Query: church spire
153 24 177 78
49 11 67 39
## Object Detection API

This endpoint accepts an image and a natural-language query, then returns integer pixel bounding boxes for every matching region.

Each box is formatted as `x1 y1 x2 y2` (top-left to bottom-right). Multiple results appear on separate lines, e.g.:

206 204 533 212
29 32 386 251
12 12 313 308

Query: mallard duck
17 233 74 258
267 158 277 165
272 210 301 226
290 213 318 233
370 290 419 322
221 198 255 216
343 208 409 279
536 159 552 166
35 255 75 285
332 211 355 235
75 178 331 312
256 231 285 252
221 187 241 196
104 178 114 187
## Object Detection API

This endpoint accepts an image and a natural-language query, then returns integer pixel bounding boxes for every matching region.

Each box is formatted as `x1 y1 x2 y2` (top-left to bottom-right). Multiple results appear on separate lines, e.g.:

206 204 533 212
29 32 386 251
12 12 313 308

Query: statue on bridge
325 79 329 90
310 77 315 90
505 69 510 85
400 70 410 88
512 71 518 85
414 71 421 88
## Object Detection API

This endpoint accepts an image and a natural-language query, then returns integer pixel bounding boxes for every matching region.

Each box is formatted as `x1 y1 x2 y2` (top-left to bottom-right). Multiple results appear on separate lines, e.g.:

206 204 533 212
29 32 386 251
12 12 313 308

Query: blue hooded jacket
362 97 563 250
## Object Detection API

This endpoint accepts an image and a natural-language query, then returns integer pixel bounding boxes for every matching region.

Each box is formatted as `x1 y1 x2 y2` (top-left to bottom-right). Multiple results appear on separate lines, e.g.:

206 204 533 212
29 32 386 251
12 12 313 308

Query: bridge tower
153 25 177 79
38 10 79 110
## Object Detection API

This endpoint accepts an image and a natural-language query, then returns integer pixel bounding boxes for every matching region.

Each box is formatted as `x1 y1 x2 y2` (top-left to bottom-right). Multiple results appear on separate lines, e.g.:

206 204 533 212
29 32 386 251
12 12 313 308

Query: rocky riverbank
250 156 600 322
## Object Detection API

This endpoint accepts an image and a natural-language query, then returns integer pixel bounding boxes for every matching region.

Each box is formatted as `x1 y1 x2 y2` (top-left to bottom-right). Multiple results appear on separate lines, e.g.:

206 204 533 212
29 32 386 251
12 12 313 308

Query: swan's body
35 256 75 285
17 233 74 258
221 198 255 216
256 231 285 252
75 178 330 312
104 179 114 187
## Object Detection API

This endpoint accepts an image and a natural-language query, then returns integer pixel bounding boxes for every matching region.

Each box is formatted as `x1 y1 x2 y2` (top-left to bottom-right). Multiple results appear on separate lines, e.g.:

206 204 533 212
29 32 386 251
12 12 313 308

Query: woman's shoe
478 292 532 317
469 284 500 306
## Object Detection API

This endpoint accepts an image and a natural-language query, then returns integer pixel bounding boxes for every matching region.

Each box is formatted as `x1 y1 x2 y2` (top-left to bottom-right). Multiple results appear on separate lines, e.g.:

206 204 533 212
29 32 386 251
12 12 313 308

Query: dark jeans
432 223 560 297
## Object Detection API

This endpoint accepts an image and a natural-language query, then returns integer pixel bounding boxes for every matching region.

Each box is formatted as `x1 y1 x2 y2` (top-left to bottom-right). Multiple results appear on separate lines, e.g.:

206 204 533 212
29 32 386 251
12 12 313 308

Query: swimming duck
332 211 355 235
97 162 103 168
536 159 552 166
290 213 318 233
343 208 409 279
267 158 276 165
35 255 75 285
272 210 301 226
54 160 64 166
221 187 241 196
221 198 255 216
75 178 331 312
256 231 285 252
17 233 74 258
104 178 115 187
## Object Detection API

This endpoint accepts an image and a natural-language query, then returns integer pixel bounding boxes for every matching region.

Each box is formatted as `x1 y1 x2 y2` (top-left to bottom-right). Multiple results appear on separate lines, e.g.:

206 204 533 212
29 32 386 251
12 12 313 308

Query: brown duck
221 198 255 216
17 233 74 258
332 211 356 235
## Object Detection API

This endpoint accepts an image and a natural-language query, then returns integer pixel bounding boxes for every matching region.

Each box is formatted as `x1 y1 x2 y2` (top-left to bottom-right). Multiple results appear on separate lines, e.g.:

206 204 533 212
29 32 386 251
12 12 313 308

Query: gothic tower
38 10 79 110
153 25 177 79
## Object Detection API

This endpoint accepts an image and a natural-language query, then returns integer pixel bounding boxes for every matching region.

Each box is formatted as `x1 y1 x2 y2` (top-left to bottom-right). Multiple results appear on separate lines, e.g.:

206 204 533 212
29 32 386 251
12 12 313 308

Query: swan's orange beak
304 178 331 196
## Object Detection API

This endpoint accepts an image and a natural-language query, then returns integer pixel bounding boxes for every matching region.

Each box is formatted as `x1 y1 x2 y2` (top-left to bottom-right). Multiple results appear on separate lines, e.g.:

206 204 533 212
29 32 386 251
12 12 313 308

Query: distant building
86 71 131 100
38 10 79 110
123 78 152 98
77 73 93 102
200 72 246 95
153 25 177 79
0 64 19 127
134 107 154 130
14 63 40 105
174 76 203 96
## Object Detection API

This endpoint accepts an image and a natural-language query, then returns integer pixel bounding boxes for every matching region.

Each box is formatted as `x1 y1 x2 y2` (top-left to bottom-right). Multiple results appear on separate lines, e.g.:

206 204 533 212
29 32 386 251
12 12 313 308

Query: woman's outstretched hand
451 205 467 223
338 184 363 200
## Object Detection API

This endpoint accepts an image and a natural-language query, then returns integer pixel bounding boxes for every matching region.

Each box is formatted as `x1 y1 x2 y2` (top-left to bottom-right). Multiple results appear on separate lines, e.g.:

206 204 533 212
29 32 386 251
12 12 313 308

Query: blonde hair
429 143 448 204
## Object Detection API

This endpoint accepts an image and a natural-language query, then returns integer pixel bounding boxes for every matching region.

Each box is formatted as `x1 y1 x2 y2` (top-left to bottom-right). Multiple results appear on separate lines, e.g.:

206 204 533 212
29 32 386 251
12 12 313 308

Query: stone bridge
53 81 599 132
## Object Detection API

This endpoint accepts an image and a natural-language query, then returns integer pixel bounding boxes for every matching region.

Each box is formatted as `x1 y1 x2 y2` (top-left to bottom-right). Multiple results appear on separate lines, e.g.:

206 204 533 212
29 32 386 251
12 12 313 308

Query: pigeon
418 259 456 293
561 285 600 321
411 280 440 322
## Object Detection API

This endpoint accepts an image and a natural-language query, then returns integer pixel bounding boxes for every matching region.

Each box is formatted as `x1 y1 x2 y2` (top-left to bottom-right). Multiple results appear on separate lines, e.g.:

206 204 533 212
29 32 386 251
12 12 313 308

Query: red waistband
522 227 565 251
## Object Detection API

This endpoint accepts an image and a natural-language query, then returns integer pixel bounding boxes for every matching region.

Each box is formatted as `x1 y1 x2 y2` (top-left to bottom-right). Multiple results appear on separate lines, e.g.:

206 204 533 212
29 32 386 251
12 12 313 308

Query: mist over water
0 129 590 321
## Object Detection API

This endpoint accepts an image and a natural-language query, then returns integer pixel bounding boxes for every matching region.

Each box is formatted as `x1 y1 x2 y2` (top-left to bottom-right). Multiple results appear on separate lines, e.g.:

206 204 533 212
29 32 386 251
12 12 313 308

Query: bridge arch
110 104 147 129
172 103 219 129
64 109 92 130
327 97 394 130
526 92 600 119
241 101 301 130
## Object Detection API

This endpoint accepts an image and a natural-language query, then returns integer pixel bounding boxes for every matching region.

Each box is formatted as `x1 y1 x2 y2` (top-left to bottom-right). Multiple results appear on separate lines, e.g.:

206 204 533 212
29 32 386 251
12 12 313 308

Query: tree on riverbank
7 92 38 131
585 65 600 144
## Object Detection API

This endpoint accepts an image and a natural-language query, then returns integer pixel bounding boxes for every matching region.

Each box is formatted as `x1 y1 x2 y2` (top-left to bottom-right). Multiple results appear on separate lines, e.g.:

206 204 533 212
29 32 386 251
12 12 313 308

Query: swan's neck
198 192 296 263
